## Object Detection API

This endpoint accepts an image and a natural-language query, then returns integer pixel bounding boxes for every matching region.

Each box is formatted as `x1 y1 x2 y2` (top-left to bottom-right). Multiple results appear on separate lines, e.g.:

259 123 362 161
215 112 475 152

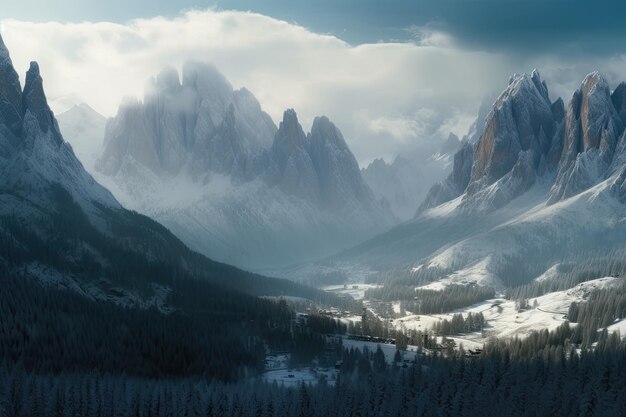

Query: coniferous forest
2 325 626 416
2 266 626 416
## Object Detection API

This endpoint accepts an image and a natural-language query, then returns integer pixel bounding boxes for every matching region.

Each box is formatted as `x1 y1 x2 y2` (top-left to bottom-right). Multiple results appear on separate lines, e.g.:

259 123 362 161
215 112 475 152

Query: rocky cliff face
418 140 474 211
466 71 558 196
98 62 276 182
549 72 624 202
268 109 320 202
613 82 626 126
22 62 65 148
307 116 376 211
420 70 626 213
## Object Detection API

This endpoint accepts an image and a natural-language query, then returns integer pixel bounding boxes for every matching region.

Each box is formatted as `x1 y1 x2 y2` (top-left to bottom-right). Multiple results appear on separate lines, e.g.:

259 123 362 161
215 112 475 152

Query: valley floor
320 276 625 353
394 276 624 347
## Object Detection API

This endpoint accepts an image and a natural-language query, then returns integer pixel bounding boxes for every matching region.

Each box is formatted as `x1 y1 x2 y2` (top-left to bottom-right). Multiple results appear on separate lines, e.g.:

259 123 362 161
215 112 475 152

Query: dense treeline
305 314 347 335
2 328 626 416
288 297 363 318
346 309 408 344
506 257 626 300
482 322 573 360
486 238 626 288
433 312 486 336
404 285 494 314
366 284 494 314
568 280 626 346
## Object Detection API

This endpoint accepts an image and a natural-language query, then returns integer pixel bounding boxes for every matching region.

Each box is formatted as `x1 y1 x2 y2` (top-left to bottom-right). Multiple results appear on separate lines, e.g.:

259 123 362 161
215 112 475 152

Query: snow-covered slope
90 64 395 270
396 277 621 345
317 70 626 289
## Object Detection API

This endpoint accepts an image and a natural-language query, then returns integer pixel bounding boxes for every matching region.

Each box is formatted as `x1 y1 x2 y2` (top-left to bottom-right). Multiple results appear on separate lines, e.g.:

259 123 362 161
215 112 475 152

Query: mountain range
59 63 396 271
49 50 626 294
313 70 626 290
0 34 332 305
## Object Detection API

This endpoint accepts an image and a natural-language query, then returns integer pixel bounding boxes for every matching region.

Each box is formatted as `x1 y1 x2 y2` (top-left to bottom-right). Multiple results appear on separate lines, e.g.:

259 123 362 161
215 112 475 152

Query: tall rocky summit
95 64 394 269
268 109 320 202
98 62 276 181
0 34 118 210
268 111 378 211
549 72 624 202
420 70 626 212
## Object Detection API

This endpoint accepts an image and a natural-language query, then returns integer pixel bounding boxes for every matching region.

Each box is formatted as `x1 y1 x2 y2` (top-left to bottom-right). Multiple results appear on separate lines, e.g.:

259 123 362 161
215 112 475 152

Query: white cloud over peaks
1 9 510 164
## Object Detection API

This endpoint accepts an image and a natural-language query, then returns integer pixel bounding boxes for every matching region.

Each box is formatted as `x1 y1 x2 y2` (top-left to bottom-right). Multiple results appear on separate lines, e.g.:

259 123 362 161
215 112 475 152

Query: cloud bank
2 9 625 164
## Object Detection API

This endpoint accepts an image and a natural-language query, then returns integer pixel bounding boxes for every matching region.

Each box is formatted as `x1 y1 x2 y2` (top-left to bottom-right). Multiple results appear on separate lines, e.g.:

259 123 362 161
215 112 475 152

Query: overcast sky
2 0 626 164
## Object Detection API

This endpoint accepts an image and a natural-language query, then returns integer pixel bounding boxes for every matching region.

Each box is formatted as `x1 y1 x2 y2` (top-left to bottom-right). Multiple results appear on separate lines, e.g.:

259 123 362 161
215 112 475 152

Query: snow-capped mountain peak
469 70 555 193
0 35 119 219
23 61 64 147
82 65 394 269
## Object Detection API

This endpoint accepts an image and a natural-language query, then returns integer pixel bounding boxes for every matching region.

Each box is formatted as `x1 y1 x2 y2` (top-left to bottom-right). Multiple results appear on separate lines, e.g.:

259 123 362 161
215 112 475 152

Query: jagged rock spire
271 109 309 167
308 115 372 210
0 33 23 135
269 109 320 201
469 70 555 194
548 71 624 202
23 61 63 145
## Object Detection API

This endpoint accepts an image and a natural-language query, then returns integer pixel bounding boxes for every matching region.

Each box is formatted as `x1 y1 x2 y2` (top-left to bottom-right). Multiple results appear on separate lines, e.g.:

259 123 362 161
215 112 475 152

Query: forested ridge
0 272 348 381
0 183 356 306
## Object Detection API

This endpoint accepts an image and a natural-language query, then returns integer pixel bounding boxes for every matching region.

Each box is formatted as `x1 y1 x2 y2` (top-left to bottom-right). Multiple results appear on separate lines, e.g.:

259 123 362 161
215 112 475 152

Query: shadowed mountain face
319 70 626 290
93 65 395 270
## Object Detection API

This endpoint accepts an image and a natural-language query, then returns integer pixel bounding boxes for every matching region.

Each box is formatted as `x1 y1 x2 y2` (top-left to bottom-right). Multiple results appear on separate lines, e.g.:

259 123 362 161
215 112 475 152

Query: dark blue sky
5 0 626 52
